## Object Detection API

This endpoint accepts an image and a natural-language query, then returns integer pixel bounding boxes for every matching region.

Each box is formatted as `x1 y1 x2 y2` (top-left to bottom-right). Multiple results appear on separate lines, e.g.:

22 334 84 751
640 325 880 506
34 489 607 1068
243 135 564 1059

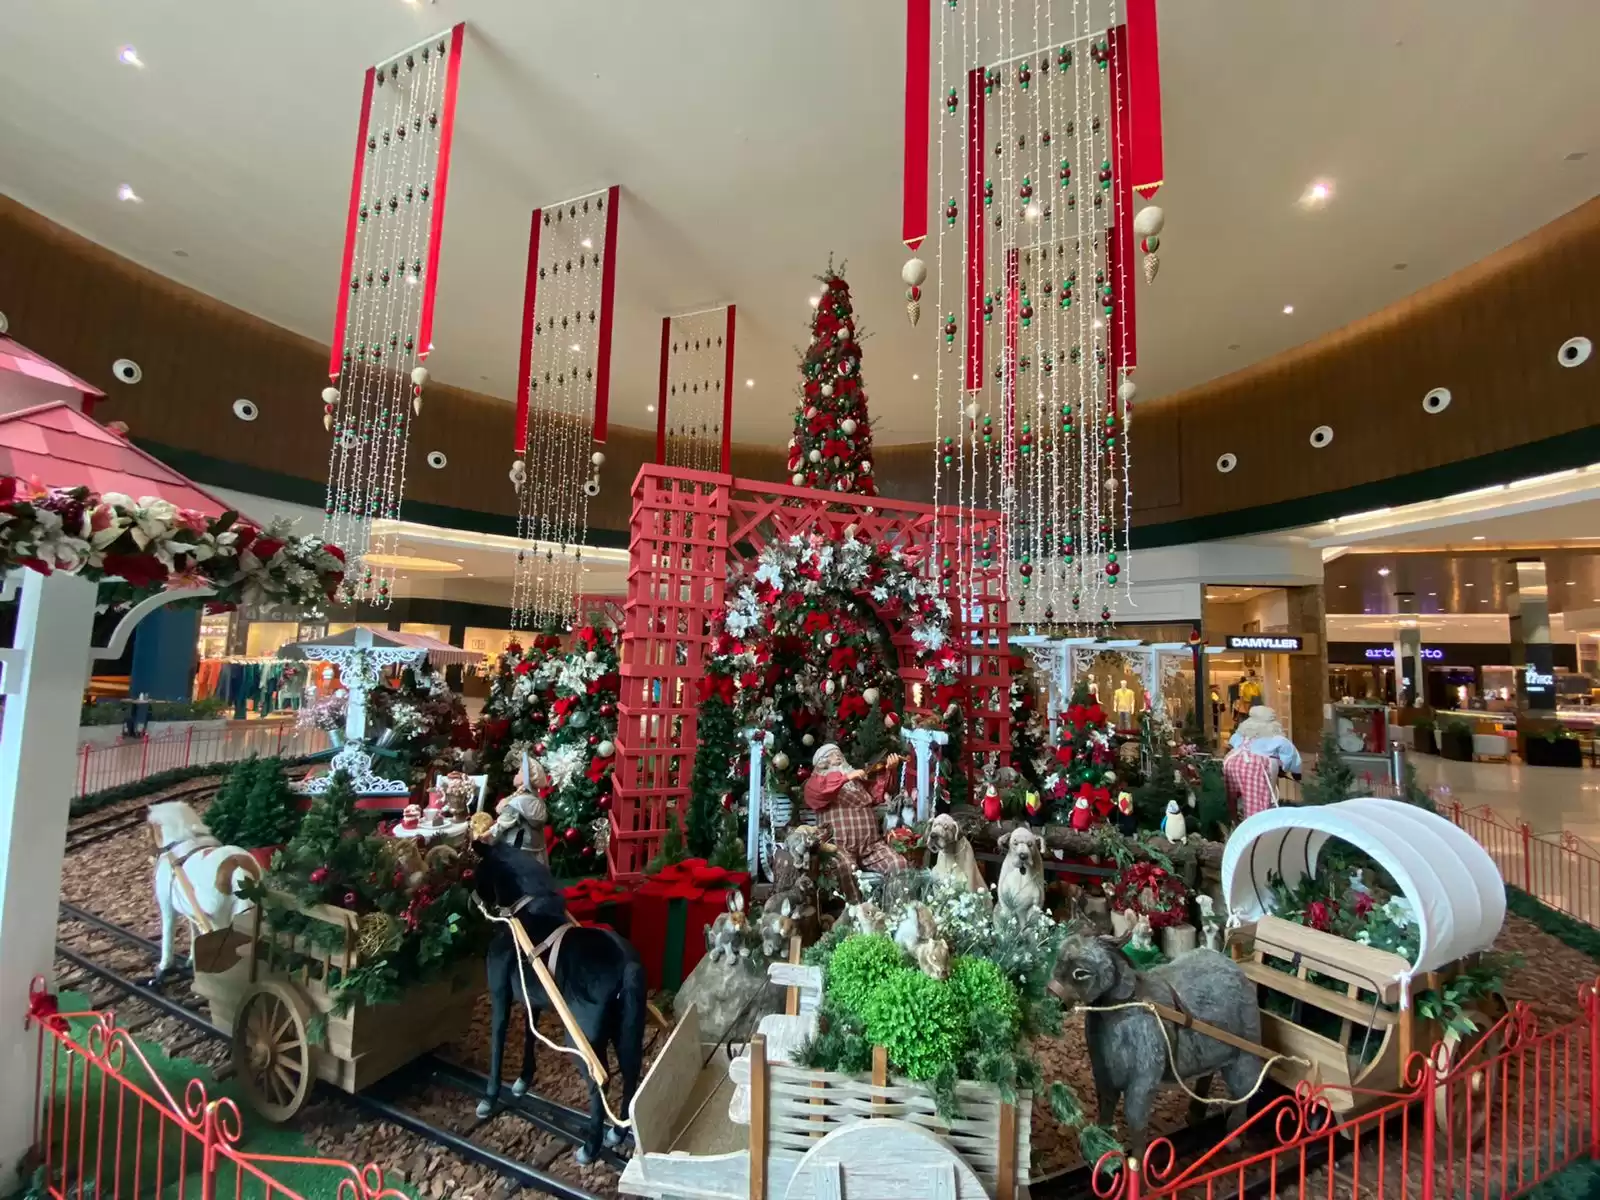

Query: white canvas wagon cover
1221 798 1505 982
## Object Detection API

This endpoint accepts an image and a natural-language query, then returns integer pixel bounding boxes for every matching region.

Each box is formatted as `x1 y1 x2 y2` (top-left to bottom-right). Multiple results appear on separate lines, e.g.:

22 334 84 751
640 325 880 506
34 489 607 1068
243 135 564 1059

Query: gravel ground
59 800 1600 1198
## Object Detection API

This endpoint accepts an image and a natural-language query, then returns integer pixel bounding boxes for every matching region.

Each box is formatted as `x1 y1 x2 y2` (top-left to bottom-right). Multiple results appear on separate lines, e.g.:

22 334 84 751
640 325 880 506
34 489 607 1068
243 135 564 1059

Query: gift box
562 877 634 936
631 859 751 990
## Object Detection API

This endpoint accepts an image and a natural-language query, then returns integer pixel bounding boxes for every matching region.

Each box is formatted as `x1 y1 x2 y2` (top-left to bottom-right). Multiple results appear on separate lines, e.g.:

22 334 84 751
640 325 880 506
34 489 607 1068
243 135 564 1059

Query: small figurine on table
803 743 907 896
492 752 550 866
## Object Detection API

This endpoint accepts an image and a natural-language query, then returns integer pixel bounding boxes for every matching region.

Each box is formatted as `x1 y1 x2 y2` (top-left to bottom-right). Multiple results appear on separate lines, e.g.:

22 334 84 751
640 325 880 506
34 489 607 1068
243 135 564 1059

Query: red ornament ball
310 867 329 885
534 742 547 755
343 892 358 908
581 846 594 859
564 826 580 842
588 734 599 746
597 795 612 811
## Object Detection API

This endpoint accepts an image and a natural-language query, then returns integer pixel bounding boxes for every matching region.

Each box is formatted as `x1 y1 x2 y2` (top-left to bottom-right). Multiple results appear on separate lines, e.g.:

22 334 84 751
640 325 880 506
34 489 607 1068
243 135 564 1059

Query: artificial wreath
0 477 344 608
1109 861 1189 929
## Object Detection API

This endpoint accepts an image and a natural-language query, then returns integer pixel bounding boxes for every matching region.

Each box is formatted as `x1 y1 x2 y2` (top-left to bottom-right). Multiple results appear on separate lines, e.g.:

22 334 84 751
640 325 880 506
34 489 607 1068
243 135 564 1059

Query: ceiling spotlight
118 45 144 67
1338 584 1348 589
1472 535 1485 541
117 183 141 203
1377 567 1391 577
1299 179 1333 208
1281 304 1295 315
581 238 593 249
1465 582 1474 588
912 373 920 381
809 295 821 308
568 343 581 352
745 378 755 389
645 403 656 413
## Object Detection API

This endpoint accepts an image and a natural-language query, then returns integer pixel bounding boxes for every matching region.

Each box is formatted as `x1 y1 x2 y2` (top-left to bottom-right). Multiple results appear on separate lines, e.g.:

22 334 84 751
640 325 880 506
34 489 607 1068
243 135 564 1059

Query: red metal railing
28 982 405 1199
74 725 331 799
1098 983 1600 1200
1451 802 1600 930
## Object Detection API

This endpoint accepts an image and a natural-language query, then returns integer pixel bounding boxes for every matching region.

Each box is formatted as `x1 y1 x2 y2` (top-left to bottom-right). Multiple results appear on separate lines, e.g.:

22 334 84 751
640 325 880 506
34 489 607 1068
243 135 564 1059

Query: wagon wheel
232 982 313 1122
1432 999 1509 1136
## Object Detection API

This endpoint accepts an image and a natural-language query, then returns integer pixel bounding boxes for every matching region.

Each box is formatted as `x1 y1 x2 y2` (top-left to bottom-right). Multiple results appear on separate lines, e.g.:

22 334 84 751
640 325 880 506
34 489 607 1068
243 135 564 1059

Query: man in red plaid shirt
803 744 908 894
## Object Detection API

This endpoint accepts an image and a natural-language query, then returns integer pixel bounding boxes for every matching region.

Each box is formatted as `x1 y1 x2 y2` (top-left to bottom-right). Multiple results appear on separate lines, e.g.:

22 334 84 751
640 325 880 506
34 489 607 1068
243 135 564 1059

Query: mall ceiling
1324 549 1600 617
2 1 1599 444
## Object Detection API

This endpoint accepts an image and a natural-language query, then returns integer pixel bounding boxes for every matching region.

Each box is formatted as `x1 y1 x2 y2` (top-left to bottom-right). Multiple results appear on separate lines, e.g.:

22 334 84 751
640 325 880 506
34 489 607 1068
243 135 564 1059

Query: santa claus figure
493 752 550 865
803 743 907 891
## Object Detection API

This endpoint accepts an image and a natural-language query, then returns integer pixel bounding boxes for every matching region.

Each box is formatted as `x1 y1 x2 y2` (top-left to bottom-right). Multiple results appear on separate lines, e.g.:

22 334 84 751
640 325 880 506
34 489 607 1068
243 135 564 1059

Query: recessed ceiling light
645 403 656 413
912 373 920 381
117 183 141 203
581 238 593 249
1377 567 1391 577
1282 305 1295 315
1568 580 1577 585
1472 535 1485 541
1481 599 1489 604
1299 179 1333 208
118 45 143 67
809 295 821 308
745 378 755 389
1338 584 1348 589
1465 582 1474 588
568 343 581 352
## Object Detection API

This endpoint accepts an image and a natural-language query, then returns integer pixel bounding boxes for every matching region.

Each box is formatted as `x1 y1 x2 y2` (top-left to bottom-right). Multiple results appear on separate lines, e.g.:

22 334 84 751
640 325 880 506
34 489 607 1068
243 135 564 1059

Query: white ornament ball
841 418 857 435
772 752 790 771
321 386 340 405
410 366 430 387
1105 477 1119 492
805 406 818 419
862 686 881 705
585 650 598 663
965 402 979 420
821 383 834 398
1133 205 1165 238
1118 380 1138 404
808 448 822 463
802 733 815 747
597 739 615 758
860 461 873 474
825 678 837 695
901 257 928 287
792 472 806 485
591 451 606 467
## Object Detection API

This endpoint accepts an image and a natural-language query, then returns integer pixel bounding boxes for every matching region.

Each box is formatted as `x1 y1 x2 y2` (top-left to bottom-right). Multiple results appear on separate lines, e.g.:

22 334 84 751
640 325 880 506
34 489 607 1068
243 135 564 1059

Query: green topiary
825 934 907 1016
205 756 261 845
862 968 964 1081
947 956 1021 1034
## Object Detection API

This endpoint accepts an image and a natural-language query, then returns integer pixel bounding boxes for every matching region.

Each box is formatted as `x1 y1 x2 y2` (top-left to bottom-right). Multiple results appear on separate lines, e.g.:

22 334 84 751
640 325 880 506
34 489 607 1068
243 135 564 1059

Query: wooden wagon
1220 798 1508 1118
191 894 480 1121
619 955 1030 1200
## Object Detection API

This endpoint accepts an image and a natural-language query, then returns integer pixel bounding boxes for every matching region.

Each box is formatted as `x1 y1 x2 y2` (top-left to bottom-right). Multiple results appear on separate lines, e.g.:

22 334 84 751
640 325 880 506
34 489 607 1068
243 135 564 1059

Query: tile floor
1410 753 1600 842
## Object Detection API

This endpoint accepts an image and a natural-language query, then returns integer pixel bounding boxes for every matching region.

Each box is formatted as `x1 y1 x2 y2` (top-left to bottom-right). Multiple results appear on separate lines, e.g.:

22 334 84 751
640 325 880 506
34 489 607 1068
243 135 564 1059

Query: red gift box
562 877 634 936
630 859 751 989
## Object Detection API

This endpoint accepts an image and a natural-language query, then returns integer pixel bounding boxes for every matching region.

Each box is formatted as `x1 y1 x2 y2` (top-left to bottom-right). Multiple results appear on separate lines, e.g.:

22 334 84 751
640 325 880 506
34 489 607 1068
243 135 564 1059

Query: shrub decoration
863 969 965 1080
825 934 906 1015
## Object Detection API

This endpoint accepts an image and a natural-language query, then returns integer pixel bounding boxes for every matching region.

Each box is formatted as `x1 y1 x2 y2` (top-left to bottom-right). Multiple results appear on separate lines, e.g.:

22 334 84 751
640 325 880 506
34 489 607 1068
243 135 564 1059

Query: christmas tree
205 756 260 845
1303 729 1356 806
236 757 300 849
787 262 877 496
542 624 620 876
1044 682 1117 823
686 675 740 859
477 629 563 799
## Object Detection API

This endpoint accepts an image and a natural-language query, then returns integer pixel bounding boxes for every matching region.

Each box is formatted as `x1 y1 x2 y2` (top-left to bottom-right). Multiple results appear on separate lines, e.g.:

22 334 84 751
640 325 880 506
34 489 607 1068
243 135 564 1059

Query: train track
51 902 620 1200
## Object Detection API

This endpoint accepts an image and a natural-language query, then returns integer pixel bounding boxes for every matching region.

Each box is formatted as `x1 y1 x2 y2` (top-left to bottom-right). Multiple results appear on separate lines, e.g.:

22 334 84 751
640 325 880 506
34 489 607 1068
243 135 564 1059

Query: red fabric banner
902 0 931 251
1124 0 1165 198
328 67 375 380
721 304 737 472
514 209 542 456
1108 25 1138 390
417 22 466 361
655 316 670 465
592 184 622 443
964 68 985 393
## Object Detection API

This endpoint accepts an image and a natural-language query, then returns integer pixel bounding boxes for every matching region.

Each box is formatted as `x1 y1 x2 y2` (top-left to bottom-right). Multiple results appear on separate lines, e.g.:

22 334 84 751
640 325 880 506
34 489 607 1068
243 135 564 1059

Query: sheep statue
1050 932 1263 1159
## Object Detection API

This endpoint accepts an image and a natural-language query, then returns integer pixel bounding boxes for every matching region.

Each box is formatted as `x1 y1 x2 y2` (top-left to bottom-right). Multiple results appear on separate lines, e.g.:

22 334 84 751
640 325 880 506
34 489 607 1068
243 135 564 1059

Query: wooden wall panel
5 193 1600 542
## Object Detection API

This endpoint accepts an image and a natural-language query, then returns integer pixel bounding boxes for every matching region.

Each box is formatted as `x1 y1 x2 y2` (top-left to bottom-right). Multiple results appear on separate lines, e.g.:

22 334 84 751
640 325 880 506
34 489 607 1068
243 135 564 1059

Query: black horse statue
472 840 648 1163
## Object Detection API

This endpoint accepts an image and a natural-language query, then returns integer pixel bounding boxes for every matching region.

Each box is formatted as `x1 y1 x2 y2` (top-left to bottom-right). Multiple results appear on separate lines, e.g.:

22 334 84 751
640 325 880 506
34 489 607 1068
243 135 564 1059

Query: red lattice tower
608 464 1009 880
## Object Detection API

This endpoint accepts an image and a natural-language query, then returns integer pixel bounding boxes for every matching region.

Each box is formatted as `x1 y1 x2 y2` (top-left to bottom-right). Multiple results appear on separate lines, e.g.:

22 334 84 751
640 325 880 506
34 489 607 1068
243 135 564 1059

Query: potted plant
1411 710 1437 755
884 822 926 868
1438 716 1475 762
1525 723 1583 768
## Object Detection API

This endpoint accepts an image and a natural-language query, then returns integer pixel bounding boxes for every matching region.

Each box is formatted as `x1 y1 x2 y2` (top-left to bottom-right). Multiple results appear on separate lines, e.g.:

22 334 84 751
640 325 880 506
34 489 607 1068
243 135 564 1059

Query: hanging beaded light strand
509 190 613 629
323 27 463 607
661 306 732 474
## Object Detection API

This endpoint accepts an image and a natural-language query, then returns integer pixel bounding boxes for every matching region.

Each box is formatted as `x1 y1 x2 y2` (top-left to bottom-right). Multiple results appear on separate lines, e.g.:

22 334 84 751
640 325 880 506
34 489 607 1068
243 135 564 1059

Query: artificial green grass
1506 886 1600 962
23 992 414 1199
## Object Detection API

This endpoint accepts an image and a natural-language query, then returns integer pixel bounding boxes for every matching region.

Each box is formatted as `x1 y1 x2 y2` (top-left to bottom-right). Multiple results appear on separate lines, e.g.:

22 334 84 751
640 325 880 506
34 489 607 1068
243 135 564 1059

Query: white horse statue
147 800 263 978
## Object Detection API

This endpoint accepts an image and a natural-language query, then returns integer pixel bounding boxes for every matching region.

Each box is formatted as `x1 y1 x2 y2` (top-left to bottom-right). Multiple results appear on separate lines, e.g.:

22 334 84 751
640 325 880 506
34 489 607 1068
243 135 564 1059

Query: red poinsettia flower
1306 900 1336 932
698 675 735 704
711 631 735 656
802 611 831 635
513 660 532 676
1353 892 1374 919
590 672 619 695
837 692 869 721
585 756 612 783
827 646 858 672
102 552 169 589
807 412 836 436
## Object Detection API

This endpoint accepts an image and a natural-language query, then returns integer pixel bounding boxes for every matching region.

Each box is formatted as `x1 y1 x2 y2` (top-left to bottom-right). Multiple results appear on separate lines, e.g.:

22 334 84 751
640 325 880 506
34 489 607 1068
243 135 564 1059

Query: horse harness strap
1135 975 1272 1061
157 837 220 934
159 836 219 870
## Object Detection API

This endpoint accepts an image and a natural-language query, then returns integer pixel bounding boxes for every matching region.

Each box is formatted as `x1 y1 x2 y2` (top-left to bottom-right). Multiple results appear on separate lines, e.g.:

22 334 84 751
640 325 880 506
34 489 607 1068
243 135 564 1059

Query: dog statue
995 826 1046 917
927 813 988 898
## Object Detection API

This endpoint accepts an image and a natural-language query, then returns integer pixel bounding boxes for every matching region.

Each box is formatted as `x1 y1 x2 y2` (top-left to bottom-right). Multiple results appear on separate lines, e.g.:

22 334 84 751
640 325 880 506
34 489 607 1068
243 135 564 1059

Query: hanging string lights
657 305 736 474
509 186 622 629
322 25 465 606
924 0 1163 634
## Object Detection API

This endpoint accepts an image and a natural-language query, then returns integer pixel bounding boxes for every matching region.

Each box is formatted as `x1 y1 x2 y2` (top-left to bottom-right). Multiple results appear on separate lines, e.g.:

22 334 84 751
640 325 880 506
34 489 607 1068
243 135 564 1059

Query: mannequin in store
1112 677 1137 728
1240 669 1262 708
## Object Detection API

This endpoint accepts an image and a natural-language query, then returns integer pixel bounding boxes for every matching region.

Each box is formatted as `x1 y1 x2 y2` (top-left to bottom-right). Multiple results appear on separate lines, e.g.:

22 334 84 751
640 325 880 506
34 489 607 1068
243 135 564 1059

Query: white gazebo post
744 728 768 875
0 570 210 1192
901 726 949 822
292 627 419 797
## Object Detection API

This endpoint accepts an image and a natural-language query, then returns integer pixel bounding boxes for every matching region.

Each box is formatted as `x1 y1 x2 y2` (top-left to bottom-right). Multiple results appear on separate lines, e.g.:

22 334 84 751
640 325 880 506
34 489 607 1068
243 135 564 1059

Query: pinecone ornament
1134 205 1165 285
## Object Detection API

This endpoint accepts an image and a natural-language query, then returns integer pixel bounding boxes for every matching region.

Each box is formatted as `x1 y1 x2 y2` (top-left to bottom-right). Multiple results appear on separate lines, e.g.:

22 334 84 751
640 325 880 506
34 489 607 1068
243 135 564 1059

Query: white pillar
0 571 99 1192
744 730 766 876
902 727 949 822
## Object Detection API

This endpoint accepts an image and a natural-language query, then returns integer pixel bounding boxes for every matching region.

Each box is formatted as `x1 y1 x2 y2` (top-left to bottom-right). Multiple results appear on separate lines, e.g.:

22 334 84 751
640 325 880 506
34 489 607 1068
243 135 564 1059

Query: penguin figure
1069 794 1095 832
1114 791 1138 837
1161 798 1188 843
